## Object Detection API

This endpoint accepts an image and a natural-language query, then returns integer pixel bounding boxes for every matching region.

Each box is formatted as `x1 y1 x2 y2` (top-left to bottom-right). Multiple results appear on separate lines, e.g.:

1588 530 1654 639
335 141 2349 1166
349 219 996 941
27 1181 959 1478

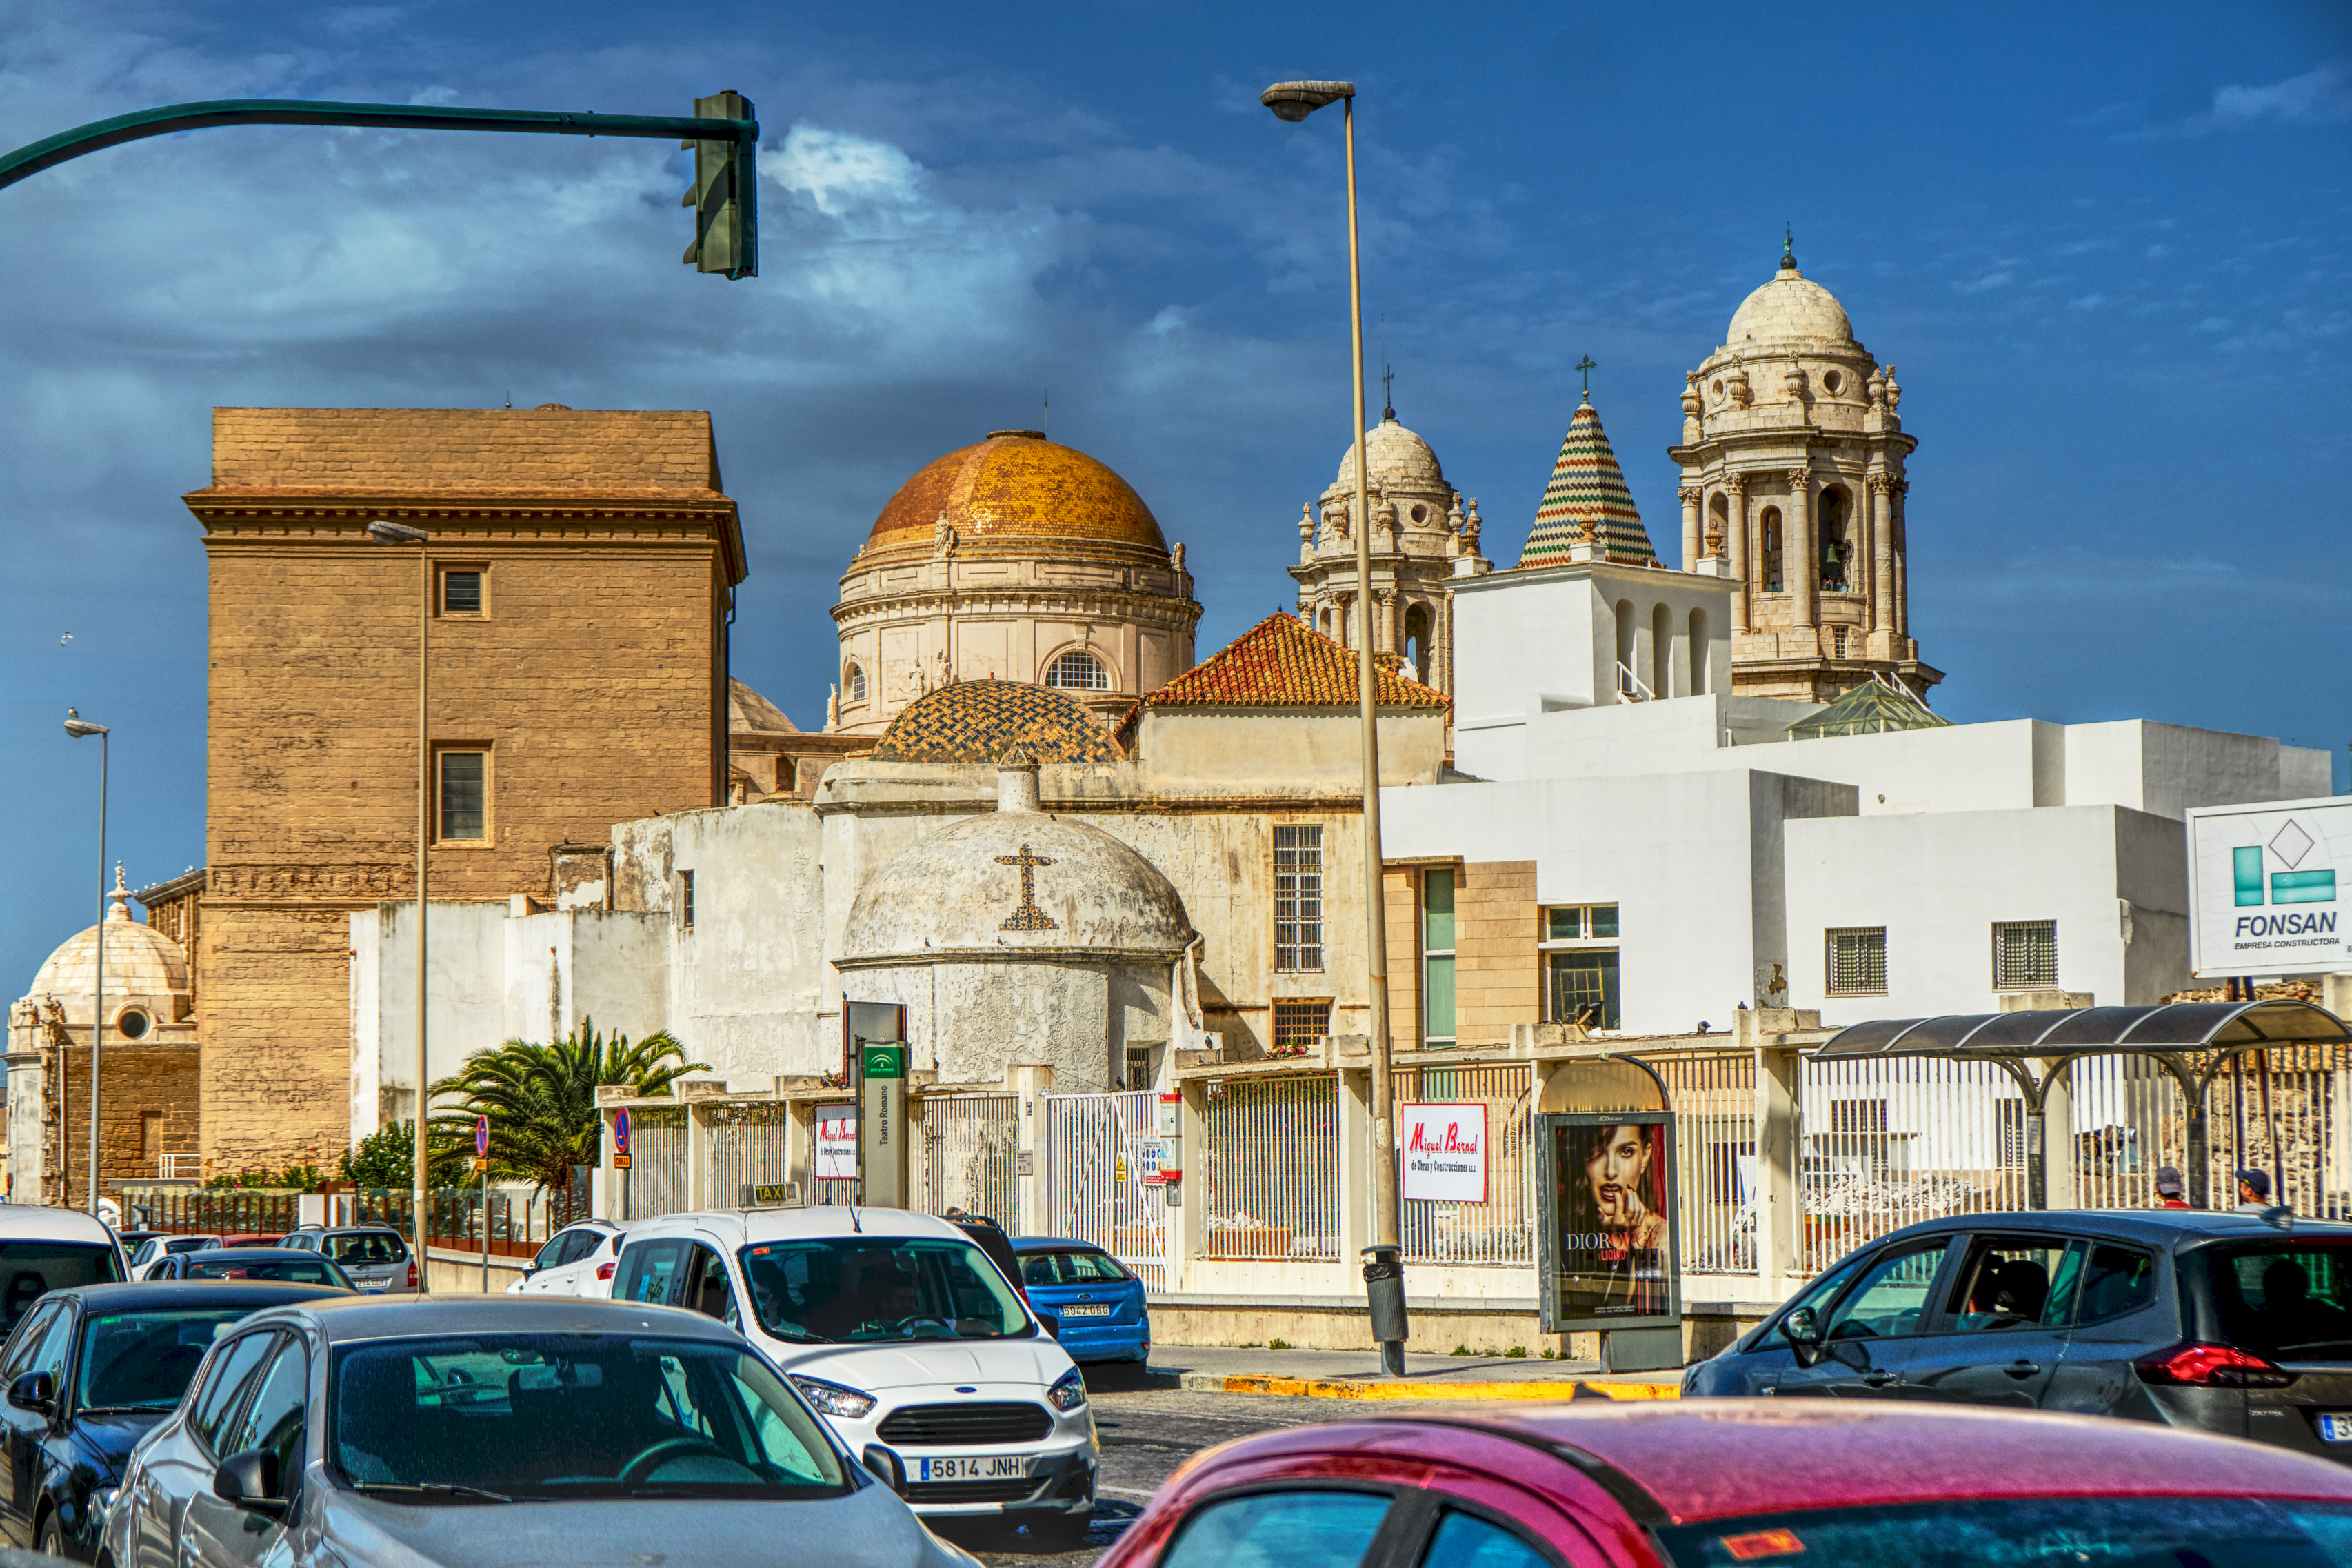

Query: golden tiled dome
861 430 1167 556
871 681 1120 765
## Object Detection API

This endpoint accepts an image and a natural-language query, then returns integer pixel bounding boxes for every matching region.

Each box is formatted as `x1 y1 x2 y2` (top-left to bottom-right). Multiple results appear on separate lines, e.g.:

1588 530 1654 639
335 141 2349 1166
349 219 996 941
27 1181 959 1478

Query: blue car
1011 1237 1150 1364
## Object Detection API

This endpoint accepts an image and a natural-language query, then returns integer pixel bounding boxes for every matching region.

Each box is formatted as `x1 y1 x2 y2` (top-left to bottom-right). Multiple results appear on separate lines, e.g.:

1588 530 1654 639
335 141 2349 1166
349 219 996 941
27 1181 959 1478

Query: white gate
1043 1091 1168 1289
918 1095 1018 1225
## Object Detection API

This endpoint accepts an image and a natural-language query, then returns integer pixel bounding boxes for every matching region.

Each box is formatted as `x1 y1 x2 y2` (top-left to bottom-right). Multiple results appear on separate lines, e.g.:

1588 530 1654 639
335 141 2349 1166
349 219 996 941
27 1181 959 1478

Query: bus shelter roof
1816 1000 2351 1061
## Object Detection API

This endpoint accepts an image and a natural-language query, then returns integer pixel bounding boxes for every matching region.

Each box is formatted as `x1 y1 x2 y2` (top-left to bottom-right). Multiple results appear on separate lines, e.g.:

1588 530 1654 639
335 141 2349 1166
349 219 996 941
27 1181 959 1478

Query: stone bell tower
1668 239 1942 703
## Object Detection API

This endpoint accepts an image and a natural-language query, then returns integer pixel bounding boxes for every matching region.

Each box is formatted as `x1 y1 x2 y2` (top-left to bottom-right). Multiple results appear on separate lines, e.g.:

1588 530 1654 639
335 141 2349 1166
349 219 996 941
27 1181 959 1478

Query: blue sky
3 1 2346 989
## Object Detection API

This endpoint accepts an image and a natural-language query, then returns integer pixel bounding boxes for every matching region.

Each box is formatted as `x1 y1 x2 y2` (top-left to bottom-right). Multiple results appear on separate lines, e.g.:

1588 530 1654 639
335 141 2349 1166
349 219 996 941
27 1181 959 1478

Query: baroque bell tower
1668 239 1941 703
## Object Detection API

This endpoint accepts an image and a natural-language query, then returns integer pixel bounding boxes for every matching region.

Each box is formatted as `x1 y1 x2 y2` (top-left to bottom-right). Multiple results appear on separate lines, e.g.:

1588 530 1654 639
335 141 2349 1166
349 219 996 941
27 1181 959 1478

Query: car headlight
788 1374 878 1420
98 1485 120 1514
1047 1369 1087 1412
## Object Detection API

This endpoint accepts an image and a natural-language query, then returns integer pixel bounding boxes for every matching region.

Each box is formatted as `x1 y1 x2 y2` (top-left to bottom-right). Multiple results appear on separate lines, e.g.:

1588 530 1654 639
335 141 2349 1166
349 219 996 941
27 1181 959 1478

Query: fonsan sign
2188 794 2349 979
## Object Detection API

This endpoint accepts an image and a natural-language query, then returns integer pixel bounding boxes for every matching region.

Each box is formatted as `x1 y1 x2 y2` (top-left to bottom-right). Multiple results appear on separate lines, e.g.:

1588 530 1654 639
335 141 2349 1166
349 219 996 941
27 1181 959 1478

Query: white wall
1784 804 2189 1026
351 901 511 1134
1450 562 1736 739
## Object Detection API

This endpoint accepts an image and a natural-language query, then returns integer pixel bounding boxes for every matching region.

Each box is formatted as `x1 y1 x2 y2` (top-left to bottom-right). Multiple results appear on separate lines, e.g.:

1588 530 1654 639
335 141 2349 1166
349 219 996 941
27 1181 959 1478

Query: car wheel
36 1511 63 1558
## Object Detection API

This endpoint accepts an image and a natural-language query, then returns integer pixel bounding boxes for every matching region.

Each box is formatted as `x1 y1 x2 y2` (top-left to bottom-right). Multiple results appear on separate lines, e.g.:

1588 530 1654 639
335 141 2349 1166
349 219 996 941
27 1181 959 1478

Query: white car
0 1203 126 1338
508 1218 625 1297
127 1234 221 1280
613 1207 1095 1548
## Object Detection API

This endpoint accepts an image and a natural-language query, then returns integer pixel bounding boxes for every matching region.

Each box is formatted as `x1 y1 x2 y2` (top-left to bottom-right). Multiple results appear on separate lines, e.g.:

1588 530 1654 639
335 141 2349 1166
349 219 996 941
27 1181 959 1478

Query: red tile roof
1148 614 1449 710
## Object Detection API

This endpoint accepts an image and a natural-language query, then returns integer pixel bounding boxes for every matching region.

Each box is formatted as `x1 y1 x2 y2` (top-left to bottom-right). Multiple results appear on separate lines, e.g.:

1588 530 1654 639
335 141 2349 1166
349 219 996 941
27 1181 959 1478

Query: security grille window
1826 927 1887 996
679 870 696 932
1274 825 1324 972
1124 1047 1155 1091
1831 625 1849 657
1992 920 2058 991
1044 650 1112 690
437 751 487 841
1272 1000 1331 1051
441 569 483 615
1423 869 1456 1046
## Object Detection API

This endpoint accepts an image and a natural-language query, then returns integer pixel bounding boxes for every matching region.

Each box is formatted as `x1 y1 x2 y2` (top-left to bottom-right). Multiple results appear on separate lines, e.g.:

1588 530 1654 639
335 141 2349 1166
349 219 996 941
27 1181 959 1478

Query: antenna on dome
1043 388 1048 439
1378 316 1394 421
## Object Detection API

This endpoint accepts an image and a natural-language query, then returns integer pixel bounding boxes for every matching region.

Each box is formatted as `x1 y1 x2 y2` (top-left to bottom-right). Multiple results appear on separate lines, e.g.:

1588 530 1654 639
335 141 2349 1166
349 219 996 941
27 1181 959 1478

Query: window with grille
1992 920 2058 991
679 870 696 932
1044 649 1112 690
1422 869 1456 1045
1274 825 1323 972
1272 1000 1331 1051
1831 625 1849 657
845 663 867 704
440 568 484 616
1825 927 1887 996
437 750 487 841
1547 952 1619 1029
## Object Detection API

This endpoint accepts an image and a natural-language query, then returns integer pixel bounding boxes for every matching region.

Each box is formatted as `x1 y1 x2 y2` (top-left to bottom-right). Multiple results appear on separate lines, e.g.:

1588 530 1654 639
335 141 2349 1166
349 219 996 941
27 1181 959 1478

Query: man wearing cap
2235 1168 2275 1214
2153 1166 2191 1209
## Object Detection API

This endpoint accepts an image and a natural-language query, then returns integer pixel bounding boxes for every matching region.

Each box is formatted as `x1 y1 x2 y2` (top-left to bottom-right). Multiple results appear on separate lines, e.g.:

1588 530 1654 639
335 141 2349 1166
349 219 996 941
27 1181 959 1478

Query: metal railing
1043 1091 1168 1289
918 1094 1018 1227
1649 1050 1758 1274
623 1107 688 1220
1200 1075 1339 1261
156 1154 202 1182
708 1103 792 1208
1797 1054 2028 1273
1394 1063 1534 1265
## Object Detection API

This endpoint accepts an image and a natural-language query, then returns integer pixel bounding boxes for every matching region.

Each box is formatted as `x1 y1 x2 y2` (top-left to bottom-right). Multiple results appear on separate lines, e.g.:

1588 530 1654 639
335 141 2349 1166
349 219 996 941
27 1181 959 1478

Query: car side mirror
7 1372 54 1416
1037 1316 1060 1340
1782 1305 1822 1345
213 1449 285 1514
860 1445 904 1492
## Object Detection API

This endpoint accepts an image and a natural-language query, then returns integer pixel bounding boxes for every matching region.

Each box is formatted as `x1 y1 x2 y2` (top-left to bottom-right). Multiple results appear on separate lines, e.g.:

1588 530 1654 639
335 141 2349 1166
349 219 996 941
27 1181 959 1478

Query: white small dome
842 769 1192 961
1334 415 1445 494
26 883 189 1027
1727 263 1855 347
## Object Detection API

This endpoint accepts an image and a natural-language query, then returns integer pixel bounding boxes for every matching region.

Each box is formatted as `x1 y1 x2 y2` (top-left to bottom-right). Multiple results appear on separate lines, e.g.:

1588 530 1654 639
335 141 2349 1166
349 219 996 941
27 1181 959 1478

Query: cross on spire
1379 314 1395 421
995 843 1060 932
1574 355 1596 396
1781 223 1797 270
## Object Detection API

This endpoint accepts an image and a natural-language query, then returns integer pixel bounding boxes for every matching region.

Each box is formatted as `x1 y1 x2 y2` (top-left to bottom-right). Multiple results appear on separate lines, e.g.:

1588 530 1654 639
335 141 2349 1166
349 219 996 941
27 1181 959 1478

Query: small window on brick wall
440 567 485 616
1826 927 1887 996
437 750 488 842
1272 1000 1332 1052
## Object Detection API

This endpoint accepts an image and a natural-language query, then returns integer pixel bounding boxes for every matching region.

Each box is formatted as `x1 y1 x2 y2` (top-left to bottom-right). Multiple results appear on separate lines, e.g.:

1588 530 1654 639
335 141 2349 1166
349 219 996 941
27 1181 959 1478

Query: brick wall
1454 859 1539 1045
1383 867 1420 1047
43 1044 200 1198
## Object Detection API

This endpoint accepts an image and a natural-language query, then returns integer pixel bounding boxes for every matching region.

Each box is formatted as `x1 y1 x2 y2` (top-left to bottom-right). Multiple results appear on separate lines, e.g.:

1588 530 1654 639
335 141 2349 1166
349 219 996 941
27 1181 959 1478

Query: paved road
932 1364 1339 1567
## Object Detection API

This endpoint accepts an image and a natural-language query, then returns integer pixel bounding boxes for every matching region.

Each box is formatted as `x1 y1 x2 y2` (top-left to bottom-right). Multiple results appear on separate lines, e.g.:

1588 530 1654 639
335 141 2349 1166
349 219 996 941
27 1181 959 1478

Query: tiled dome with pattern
870 680 1120 765
859 430 1167 558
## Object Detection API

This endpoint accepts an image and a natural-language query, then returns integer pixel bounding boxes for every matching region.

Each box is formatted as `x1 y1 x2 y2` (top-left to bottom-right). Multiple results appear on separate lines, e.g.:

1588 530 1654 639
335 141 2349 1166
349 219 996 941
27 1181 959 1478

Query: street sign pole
613 1105 634 1223
475 1115 491 1294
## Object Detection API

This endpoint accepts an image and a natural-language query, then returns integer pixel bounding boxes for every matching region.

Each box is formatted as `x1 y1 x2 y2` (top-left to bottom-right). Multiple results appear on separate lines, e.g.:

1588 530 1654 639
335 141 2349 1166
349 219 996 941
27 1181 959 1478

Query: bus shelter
1816 1000 2351 1209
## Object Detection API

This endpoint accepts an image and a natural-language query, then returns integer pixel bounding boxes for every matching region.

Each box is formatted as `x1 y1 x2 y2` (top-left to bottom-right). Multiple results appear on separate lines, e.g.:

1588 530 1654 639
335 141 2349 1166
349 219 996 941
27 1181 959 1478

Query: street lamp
1261 77 1408 1375
365 517 432 1289
63 710 108 1217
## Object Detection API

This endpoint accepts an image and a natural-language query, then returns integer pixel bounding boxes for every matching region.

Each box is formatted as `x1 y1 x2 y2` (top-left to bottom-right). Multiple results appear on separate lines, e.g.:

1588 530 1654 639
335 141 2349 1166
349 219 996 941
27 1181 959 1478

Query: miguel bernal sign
1400 1103 1487 1203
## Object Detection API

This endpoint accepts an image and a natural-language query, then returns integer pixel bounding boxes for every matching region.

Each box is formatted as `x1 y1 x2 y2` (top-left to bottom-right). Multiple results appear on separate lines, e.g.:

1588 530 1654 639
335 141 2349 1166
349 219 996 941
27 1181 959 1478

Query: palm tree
430 1017 707 1216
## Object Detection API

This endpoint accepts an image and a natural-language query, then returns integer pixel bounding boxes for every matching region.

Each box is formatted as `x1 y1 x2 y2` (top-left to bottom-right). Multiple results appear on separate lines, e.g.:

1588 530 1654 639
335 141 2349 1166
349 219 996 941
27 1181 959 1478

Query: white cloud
2147 59 2352 138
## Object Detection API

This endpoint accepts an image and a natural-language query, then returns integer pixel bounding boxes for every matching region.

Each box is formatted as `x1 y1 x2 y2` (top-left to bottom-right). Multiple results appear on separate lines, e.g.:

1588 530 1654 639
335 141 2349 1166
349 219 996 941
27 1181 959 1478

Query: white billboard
1400 1102 1487 1203
2187 794 2351 979
815 1106 858 1180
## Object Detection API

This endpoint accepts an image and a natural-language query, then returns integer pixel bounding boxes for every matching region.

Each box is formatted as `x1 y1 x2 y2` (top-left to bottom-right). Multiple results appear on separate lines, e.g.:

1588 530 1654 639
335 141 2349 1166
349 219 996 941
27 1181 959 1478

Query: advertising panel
1536 1112 1680 1332
814 1106 857 1180
1400 1103 1487 1203
2187 795 2352 979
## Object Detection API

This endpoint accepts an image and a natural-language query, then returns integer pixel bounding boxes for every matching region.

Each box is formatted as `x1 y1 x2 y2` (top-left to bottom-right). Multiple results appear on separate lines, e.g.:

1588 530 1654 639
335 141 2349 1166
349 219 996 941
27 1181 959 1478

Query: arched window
1761 507 1784 592
1819 487 1850 591
1045 649 1113 691
844 663 867 704
1707 492 1731 556
1651 601 1673 698
1403 603 1432 683
1614 599 1638 701
1689 607 1709 695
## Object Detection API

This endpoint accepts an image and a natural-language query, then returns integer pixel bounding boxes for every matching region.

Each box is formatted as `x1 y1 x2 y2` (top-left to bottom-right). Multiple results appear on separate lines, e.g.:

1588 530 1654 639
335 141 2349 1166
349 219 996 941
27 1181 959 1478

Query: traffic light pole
0 96 759 277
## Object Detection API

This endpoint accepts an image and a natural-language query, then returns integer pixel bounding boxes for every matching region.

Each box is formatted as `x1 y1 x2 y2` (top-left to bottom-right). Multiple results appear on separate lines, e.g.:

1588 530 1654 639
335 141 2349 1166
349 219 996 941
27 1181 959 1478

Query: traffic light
681 90 756 279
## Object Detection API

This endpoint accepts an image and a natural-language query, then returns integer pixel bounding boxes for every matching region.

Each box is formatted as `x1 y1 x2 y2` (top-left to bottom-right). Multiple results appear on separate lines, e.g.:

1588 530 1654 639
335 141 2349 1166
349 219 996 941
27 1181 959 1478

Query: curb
1177 1371 1682 1402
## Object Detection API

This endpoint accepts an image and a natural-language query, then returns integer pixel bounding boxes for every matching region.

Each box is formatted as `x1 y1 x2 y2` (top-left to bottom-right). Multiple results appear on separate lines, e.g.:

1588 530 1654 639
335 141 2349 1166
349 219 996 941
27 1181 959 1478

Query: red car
1097 1400 2352 1567
213 1232 283 1247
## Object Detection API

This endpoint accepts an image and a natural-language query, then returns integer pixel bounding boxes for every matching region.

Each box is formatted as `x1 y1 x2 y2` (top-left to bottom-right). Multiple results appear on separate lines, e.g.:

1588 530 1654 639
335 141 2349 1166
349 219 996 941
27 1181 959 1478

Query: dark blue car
1011 1237 1149 1365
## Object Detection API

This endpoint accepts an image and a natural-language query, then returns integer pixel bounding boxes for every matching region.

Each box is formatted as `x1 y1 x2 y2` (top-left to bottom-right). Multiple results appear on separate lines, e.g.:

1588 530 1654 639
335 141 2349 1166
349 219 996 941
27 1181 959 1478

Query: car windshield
0 1243 121 1334
1654 1498 2352 1567
165 1238 214 1254
740 1237 1029 1343
186 1256 344 1285
321 1234 404 1266
77 1308 254 1412
328 1333 849 1502
2197 1240 2352 1360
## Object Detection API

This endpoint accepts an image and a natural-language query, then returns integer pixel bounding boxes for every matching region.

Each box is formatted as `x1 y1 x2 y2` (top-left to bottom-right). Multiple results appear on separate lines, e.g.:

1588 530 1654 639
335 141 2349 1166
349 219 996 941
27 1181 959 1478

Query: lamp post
1262 78 1407 1375
366 517 432 1290
63 711 108 1217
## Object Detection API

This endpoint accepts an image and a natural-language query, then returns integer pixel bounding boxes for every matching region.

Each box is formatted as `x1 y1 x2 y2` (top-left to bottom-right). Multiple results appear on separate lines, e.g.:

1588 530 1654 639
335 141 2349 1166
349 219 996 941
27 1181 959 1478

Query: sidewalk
1143 1344 1682 1403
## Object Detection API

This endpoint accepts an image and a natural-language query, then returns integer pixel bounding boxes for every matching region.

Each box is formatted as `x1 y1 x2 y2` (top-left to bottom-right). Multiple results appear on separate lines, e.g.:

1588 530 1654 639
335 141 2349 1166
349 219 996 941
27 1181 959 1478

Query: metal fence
1200 1074 1339 1262
1394 1063 1534 1266
1043 1091 1168 1289
918 1095 1018 1227
709 1103 792 1208
623 1107 689 1221
1649 1051 1758 1275
1796 1054 2026 1273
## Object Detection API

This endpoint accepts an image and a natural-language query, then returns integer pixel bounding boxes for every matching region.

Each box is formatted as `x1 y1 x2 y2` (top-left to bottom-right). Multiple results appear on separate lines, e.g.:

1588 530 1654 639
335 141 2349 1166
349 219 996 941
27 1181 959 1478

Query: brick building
185 405 747 1169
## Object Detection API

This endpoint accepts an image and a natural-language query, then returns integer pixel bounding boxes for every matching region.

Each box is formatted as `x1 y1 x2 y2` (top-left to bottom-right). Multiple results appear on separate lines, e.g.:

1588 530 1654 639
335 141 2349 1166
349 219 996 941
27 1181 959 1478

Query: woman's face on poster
1585 1123 1651 1229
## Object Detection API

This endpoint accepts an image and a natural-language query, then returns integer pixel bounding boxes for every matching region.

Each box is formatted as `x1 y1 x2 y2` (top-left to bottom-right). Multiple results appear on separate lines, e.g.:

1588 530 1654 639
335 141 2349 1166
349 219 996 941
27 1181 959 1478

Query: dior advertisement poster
1542 1113 1678 1330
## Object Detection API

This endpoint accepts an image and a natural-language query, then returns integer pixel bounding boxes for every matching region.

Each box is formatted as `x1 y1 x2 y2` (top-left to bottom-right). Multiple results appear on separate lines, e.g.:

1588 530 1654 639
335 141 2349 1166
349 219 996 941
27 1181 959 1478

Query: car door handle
1860 1370 1899 1387
2004 1360 2041 1378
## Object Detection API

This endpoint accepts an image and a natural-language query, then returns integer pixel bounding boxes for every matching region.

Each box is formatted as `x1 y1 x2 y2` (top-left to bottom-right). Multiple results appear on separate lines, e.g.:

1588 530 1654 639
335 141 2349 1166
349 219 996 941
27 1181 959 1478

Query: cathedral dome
1333 414 1445 494
840 766 1193 962
26 880 189 1029
861 430 1167 557
871 681 1120 765
1726 261 1856 348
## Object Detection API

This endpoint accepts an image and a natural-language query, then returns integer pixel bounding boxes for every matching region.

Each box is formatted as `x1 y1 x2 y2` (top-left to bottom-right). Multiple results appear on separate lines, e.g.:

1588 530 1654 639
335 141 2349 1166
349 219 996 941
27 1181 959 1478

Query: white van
613 1207 1095 1547
0 1205 126 1338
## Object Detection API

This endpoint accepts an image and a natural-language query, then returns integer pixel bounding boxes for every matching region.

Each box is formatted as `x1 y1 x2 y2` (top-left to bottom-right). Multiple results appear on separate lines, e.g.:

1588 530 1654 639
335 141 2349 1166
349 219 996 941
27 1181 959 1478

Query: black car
1685 1209 2352 1460
0 1280 345 1560
145 1249 354 1289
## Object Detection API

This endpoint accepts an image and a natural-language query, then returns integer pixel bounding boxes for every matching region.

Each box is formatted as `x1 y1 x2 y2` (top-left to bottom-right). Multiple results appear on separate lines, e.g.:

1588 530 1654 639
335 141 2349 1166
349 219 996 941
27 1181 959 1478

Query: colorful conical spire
1517 393 1659 569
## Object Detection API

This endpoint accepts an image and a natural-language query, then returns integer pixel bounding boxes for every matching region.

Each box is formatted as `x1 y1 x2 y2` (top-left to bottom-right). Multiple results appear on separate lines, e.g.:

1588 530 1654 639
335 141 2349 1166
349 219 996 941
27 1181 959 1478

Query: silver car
276 1228 415 1294
99 1295 979 1568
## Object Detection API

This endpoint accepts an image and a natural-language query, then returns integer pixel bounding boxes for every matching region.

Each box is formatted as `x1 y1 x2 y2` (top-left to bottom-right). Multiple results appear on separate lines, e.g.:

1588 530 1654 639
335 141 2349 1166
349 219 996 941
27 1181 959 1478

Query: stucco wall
1137 709 1445 787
